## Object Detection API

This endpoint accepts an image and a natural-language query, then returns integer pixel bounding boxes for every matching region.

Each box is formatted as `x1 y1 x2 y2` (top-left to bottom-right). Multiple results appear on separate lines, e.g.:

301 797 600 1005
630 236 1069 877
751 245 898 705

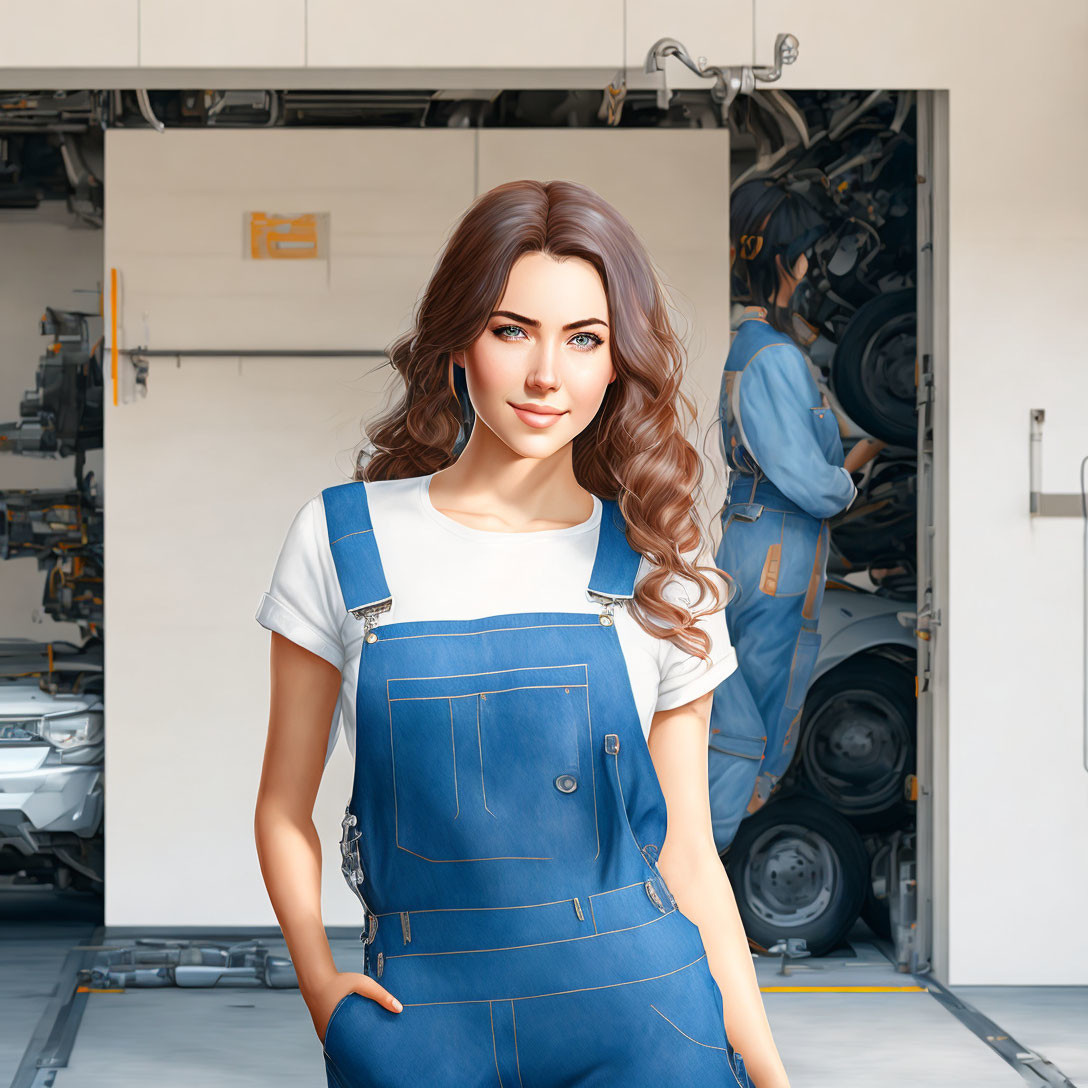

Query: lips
509 402 568 428
509 401 564 415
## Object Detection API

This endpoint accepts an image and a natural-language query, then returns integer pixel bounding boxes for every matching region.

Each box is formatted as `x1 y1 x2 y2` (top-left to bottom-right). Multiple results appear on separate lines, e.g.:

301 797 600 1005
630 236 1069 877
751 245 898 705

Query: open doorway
710 88 948 982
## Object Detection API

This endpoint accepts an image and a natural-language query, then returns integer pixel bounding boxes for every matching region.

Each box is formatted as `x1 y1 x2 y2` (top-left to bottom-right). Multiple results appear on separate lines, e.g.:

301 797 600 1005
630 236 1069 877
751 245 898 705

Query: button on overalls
707 306 856 852
318 480 753 1088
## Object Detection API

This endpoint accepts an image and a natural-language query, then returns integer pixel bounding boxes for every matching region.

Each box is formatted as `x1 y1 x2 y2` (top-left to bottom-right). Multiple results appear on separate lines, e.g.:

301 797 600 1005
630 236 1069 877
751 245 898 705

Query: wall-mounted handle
1028 411 1088 774
1029 409 1085 517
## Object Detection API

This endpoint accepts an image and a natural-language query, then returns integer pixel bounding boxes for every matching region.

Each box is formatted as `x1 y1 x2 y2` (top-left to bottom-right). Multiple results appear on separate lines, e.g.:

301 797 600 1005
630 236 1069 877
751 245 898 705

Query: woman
254 179 788 1087
707 179 885 850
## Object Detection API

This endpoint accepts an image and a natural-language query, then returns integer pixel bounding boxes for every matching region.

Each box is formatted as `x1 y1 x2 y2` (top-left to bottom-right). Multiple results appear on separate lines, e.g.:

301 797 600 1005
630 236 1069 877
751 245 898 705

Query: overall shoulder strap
321 481 393 618
586 497 642 602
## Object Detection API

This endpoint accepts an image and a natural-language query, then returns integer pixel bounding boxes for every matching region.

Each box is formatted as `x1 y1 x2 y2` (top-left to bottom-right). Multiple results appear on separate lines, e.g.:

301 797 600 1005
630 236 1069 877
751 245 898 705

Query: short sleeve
640 552 739 716
254 495 347 671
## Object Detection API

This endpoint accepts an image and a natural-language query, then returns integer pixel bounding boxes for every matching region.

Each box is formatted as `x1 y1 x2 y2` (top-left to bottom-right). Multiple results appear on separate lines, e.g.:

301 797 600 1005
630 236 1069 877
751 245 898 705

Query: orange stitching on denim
584 682 601 862
649 1003 730 1051
449 698 459 820
395 844 555 862
475 694 492 817
490 1001 505 1087
650 1004 744 1088
377 621 601 643
511 1000 525 1087
375 894 582 917
389 663 589 684
608 741 677 889
371 879 673 918
387 664 598 863
384 907 674 961
802 522 828 620
389 682 586 702
589 880 645 901
398 950 709 1007
582 880 646 936
328 527 374 546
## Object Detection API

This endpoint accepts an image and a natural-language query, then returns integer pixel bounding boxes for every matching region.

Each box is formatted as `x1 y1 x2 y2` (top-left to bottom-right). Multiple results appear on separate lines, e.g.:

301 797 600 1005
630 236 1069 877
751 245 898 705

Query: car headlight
40 710 104 750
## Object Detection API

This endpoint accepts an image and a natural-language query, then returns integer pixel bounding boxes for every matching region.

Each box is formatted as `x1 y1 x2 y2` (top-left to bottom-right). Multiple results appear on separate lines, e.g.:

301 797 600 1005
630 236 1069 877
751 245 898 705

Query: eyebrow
490 310 608 331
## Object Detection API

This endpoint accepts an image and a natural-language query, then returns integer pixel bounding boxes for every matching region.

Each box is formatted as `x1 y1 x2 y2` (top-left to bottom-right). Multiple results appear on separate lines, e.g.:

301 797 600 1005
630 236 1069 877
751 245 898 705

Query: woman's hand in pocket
312 971 404 1045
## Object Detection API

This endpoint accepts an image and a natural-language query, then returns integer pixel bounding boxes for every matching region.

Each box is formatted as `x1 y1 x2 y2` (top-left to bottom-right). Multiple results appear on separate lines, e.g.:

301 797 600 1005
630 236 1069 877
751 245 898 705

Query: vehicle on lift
720 581 917 957
0 638 104 891
716 87 920 961
1 307 105 891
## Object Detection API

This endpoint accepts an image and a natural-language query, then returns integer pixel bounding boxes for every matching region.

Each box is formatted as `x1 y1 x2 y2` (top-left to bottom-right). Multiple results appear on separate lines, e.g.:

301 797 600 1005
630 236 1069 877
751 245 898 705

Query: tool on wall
642 32 799 120
1029 409 1088 774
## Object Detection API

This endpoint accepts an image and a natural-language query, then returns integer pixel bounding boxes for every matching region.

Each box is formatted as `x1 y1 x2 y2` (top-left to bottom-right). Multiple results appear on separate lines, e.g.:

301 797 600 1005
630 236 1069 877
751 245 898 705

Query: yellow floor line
759 985 929 992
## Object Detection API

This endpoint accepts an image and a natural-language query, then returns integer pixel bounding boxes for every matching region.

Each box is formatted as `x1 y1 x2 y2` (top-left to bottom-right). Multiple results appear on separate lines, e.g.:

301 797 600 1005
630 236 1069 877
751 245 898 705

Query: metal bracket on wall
642 32 799 120
1029 409 1086 517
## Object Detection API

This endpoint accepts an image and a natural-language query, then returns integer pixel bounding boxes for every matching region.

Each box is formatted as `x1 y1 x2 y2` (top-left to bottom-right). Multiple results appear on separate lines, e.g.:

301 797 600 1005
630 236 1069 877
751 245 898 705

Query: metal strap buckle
352 597 393 638
339 808 370 908
587 589 626 627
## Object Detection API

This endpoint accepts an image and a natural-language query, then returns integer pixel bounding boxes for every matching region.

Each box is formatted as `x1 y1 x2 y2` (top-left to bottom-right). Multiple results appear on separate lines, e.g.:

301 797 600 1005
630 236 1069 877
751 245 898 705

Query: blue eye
571 332 604 350
492 325 604 352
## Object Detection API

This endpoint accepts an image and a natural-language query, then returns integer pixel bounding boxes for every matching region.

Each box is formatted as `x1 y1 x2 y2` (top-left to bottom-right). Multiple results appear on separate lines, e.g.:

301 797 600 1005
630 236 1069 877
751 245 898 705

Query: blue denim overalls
318 480 753 1087
707 306 857 852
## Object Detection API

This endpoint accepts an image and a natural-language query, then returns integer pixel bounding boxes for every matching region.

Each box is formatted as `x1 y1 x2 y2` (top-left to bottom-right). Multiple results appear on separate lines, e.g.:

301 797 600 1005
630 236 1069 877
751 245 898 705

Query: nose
524 342 561 393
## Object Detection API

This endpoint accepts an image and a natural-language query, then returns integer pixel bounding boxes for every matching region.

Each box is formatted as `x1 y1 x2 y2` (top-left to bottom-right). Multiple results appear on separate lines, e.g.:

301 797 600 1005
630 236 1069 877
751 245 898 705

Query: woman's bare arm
253 632 402 1043
843 436 887 474
648 688 790 1088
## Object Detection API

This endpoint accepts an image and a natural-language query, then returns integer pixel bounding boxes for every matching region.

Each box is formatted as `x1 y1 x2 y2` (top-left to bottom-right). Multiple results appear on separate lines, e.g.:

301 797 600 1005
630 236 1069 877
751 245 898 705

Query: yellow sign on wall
246 212 329 260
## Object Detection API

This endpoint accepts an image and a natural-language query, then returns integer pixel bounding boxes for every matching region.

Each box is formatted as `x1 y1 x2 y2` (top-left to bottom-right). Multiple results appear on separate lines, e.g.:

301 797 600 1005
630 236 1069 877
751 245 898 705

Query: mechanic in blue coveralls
707 179 885 852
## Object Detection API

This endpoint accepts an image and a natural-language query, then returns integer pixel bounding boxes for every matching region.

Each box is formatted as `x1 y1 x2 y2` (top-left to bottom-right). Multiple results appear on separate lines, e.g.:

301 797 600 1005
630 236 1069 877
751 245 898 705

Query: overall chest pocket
386 663 598 863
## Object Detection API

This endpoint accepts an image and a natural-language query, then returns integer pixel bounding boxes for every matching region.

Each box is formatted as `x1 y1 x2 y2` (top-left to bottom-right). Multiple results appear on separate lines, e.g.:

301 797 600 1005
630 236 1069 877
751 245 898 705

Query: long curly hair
356 178 730 665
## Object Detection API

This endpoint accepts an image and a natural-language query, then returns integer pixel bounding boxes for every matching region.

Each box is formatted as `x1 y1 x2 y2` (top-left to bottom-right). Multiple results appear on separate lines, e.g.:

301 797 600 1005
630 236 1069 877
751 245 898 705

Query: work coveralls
319 482 754 1087
707 305 857 852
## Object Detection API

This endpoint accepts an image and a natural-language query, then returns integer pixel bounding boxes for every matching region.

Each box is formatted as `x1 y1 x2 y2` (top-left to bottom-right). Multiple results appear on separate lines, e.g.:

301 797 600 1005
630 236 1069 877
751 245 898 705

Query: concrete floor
2 885 1085 1087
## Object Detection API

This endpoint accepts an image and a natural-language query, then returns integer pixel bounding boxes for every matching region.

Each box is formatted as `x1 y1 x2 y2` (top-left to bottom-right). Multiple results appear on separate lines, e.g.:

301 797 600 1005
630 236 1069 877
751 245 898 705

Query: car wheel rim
800 686 911 814
741 823 840 927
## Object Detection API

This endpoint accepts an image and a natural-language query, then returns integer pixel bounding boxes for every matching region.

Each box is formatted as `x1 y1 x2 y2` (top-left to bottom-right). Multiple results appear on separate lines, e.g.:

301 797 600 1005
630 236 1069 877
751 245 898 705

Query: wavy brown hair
356 179 732 665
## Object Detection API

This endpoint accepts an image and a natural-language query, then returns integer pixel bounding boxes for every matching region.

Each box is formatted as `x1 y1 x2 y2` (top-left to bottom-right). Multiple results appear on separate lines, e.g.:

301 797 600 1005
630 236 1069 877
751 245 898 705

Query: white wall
0 0 749 82
101 127 730 928
5 0 1086 984
0 203 104 641
752 0 1088 987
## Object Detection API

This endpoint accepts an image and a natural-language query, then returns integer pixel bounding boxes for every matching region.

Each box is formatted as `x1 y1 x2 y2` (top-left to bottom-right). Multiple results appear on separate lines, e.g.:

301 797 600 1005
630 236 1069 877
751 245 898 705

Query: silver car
0 637 104 891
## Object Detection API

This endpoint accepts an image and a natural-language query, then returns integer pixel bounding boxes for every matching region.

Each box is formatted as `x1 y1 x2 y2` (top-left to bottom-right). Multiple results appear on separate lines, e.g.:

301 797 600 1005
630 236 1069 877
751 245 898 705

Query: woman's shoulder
744 324 801 359
633 545 726 610
315 474 424 510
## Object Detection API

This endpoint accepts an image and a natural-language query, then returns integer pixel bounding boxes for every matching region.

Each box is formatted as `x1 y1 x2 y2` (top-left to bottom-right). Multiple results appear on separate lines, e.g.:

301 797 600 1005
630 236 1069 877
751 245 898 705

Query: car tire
722 794 870 957
796 654 916 832
831 289 917 447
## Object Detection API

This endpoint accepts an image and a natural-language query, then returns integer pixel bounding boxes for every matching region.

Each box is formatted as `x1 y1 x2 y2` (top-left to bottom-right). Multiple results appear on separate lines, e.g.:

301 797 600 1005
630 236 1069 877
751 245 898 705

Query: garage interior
2 6 1087 1087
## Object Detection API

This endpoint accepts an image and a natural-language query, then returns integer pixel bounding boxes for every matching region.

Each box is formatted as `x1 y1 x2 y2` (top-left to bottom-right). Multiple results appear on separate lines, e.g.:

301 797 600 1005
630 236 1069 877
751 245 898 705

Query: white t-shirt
255 473 738 766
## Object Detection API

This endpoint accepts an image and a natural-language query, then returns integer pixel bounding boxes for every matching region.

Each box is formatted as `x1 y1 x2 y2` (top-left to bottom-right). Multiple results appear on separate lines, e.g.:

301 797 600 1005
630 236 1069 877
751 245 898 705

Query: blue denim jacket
719 306 857 519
